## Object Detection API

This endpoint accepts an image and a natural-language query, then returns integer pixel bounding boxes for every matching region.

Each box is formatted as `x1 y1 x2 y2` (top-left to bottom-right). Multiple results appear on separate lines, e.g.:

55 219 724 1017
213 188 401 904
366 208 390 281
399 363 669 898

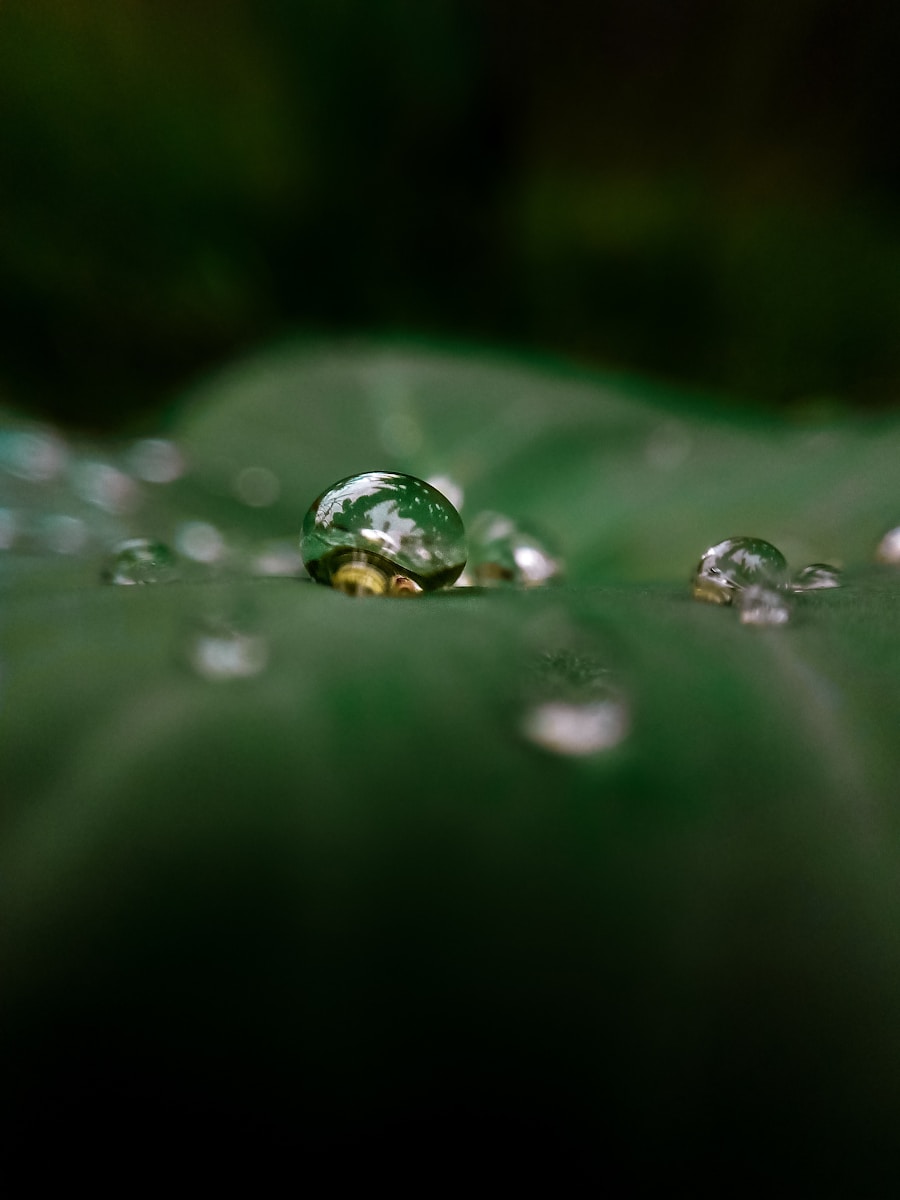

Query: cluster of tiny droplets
691 535 846 628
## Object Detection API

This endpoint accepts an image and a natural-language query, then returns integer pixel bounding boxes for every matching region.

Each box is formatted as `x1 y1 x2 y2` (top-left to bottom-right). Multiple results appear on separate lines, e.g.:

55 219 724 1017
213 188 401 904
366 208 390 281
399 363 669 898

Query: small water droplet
520 647 630 758
468 511 562 587
41 514 88 555
103 538 179 585
692 536 787 605
176 520 226 564
234 465 280 508
187 619 268 682
70 460 138 515
792 562 842 591
738 584 792 627
0 429 68 483
128 438 186 484
875 527 900 565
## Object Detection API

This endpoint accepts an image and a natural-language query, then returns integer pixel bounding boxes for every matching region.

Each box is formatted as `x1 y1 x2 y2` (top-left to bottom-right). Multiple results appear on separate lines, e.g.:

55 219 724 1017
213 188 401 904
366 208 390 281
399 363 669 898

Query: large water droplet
103 538 179 585
301 471 467 596
692 536 787 605
187 619 268 682
875 527 900 565
520 647 630 758
468 511 562 587
792 562 842 591
738 584 792 627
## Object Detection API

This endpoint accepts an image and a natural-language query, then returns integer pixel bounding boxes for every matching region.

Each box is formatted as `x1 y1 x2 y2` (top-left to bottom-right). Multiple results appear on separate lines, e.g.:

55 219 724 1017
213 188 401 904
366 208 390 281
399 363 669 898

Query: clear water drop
468 511 562 587
522 698 630 756
187 619 268 682
738 584 792 627
692 536 788 605
127 438 186 484
792 562 842 591
176 520 226 564
875 527 900 565
234 465 280 508
103 538 179 585
520 647 630 758
301 471 467 596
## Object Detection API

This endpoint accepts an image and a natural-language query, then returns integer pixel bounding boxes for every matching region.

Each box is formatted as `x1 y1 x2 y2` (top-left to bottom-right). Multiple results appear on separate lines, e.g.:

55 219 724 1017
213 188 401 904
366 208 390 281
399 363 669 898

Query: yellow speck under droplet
388 574 423 597
331 561 388 597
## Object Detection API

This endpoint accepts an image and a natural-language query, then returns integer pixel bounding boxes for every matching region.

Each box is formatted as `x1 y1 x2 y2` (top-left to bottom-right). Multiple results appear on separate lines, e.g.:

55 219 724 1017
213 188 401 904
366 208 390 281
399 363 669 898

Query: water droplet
128 438 185 484
234 465 280 508
187 619 268 682
301 471 467 596
468 511 562 587
738 584 792 627
692 536 787 605
0 429 67 483
0 508 17 549
250 539 303 577
175 520 226 564
792 562 842 591
875 527 900 565
520 649 630 757
41 514 88 555
103 538 179 585
70 460 138 514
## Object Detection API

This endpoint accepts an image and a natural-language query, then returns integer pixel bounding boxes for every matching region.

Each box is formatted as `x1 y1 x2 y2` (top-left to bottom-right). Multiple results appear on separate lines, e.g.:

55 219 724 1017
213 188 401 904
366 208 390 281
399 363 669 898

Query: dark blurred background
2 0 900 431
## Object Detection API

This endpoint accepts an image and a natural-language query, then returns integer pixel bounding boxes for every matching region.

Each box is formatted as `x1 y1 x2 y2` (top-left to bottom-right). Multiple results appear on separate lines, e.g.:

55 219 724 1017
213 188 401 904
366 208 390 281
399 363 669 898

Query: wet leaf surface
3 342 900 1179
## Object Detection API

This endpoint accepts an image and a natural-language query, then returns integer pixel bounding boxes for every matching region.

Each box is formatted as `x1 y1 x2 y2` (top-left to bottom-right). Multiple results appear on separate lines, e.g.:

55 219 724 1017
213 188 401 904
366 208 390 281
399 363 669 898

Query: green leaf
3 341 900 1177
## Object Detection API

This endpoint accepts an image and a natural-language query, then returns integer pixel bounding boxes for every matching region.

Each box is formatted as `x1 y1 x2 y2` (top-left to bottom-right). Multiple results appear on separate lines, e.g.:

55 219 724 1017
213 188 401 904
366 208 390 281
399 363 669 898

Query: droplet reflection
522 698 630 756
520 647 630 758
738 584 792 627
187 620 268 682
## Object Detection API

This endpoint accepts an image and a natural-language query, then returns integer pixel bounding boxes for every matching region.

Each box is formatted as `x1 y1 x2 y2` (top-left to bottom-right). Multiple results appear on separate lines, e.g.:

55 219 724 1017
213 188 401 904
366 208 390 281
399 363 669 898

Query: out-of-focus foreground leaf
3 343 900 1180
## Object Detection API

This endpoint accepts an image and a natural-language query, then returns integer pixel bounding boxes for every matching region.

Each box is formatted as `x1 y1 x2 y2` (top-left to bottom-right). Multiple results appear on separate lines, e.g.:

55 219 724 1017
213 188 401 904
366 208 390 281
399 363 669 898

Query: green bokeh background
2 0 900 428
